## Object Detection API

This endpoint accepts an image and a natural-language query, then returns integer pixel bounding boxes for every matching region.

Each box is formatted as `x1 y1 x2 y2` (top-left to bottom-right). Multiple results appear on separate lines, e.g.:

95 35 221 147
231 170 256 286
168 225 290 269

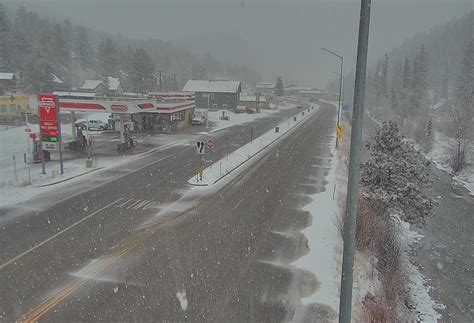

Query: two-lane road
1 103 337 321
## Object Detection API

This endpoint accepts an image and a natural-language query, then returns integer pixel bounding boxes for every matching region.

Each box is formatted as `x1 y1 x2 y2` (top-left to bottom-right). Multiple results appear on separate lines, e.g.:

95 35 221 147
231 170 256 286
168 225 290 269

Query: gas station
51 92 195 144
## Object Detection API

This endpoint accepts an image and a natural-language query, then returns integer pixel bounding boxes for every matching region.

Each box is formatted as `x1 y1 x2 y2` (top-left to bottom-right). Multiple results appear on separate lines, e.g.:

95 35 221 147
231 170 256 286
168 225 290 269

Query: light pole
321 47 343 148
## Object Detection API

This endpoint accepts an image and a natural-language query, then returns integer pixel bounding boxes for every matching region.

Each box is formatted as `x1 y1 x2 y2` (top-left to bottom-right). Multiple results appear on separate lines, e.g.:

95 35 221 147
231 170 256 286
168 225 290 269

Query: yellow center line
18 201 199 322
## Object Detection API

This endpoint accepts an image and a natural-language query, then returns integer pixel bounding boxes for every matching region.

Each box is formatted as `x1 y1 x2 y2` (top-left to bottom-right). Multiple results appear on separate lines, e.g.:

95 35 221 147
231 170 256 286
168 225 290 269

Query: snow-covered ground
0 106 297 207
292 143 341 312
207 105 294 133
426 131 473 195
398 220 445 322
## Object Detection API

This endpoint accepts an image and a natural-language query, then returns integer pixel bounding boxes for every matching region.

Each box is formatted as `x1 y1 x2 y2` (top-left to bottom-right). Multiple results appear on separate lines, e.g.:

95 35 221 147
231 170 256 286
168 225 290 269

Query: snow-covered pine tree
402 57 411 90
0 4 12 72
454 39 473 109
410 45 429 112
361 121 434 224
380 53 389 98
448 39 473 172
274 76 284 96
97 38 120 78
74 26 94 69
422 117 433 153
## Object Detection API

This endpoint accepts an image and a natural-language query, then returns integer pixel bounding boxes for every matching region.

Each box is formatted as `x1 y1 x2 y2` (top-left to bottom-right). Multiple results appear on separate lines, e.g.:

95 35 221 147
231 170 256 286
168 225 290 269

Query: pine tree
74 26 94 68
0 3 12 71
440 67 449 99
380 53 389 98
129 48 156 93
23 51 54 91
402 58 411 90
454 39 473 109
51 24 70 68
423 118 433 153
410 45 429 112
13 6 33 81
360 121 434 224
274 76 284 96
390 86 398 111
374 59 381 101
97 38 120 77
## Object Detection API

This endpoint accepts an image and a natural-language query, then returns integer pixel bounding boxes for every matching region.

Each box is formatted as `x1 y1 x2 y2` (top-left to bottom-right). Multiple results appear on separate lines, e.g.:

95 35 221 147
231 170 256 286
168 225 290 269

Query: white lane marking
0 198 124 271
35 154 175 211
232 199 244 210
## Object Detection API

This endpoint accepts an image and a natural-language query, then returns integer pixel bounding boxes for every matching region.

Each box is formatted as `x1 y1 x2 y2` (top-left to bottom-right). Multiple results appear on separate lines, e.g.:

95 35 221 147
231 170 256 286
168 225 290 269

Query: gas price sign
38 94 60 144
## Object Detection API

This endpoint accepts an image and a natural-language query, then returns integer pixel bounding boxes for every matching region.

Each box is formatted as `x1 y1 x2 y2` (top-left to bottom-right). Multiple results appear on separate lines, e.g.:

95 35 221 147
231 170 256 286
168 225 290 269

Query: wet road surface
0 103 336 322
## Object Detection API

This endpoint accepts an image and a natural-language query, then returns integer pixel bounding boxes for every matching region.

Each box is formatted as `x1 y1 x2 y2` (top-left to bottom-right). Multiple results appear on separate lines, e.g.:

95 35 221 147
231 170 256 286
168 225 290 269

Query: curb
34 167 104 187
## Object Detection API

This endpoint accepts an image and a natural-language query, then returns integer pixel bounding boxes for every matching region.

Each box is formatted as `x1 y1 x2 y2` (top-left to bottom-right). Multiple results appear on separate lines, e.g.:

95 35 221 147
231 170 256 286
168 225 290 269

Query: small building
0 73 17 91
182 80 241 111
255 82 274 94
0 94 33 118
239 93 270 110
81 77 124 96
50 73 70 91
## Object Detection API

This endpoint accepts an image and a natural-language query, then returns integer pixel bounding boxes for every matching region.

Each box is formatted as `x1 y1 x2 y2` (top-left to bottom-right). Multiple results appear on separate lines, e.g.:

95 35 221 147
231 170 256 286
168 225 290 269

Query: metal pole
336 57 344 148
71 111 76 142
206 92 210 129
25 113 31 161
13 156 18 183
57 97 64 175
339 1 371 322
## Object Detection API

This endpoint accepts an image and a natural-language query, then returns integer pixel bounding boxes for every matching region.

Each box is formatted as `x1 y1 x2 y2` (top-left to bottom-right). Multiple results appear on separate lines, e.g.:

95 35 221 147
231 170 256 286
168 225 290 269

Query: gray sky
7 0 472 87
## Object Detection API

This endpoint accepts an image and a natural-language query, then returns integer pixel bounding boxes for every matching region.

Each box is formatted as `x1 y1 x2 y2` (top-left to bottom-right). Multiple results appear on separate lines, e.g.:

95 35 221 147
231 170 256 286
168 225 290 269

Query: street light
321 47 344 148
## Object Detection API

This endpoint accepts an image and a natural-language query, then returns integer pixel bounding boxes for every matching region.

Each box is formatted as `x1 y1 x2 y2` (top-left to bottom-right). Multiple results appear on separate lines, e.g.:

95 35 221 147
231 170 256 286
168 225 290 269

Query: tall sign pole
338 0 371 322
56 96 64 175
38 94 63 175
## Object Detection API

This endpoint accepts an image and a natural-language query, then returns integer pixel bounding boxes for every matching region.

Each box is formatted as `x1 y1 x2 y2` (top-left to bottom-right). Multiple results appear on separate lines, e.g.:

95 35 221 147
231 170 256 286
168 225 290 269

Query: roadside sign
207 138 215 150
337 125 344 139
196 140 206 155
42 142 58 151
24 128 31 132
38 94 60 143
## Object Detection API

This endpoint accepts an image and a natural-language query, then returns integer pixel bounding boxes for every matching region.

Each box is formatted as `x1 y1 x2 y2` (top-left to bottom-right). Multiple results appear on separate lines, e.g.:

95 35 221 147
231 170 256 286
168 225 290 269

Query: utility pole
158 70 164 92
321 47 343 148
173 74 177 91
338 0 371 322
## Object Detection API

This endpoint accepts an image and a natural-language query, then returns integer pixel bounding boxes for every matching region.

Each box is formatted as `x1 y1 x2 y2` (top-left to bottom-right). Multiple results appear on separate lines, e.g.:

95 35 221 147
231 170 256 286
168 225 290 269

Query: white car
86 120 108 131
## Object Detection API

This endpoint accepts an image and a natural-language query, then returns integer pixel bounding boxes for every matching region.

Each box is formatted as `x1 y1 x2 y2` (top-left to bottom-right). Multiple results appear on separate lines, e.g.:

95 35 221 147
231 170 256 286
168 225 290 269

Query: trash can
275 126 279 133
294 117 297 121
86 158 93 168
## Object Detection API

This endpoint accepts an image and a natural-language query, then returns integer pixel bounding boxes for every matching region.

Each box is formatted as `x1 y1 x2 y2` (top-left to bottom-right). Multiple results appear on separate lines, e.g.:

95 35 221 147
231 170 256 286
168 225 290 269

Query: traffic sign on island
207 138 215 150
196 140 206 155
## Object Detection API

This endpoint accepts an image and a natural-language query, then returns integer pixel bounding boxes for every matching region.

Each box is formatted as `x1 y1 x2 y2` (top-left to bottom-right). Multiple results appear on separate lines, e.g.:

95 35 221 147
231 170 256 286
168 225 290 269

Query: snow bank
291 143 340 311
398 220 445 322
207 104 295 133
426 131 473 195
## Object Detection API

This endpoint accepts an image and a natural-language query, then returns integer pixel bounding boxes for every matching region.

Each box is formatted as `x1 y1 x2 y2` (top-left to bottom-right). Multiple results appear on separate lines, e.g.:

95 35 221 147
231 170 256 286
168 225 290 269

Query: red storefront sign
38 94 60 142
111 104 128 112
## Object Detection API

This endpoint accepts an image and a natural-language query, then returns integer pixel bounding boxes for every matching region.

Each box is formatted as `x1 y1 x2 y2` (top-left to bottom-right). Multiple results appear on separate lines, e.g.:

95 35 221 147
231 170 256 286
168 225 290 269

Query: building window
211 93 215 99
212 104 217 109
222 104 228 109
0 105 6 113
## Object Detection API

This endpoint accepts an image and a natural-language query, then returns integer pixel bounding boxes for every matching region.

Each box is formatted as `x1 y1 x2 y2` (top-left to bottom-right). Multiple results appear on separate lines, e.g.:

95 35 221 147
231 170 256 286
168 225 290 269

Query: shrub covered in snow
361 121 435 224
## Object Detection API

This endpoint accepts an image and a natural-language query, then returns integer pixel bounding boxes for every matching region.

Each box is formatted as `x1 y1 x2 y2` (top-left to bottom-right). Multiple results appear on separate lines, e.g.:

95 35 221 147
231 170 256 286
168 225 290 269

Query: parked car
76 120 108 131
192 110 208 125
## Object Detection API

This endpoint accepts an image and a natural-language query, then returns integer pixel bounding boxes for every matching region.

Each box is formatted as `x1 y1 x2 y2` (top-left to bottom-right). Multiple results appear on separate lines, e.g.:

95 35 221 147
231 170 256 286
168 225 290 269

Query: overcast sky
5 0 472 87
